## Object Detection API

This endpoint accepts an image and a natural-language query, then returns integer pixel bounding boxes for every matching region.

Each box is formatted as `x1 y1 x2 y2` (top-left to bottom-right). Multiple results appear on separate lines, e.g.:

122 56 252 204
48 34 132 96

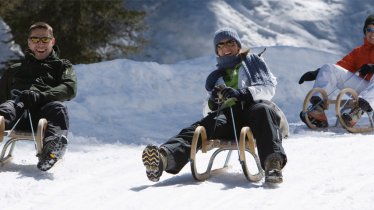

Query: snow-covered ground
1 1 374 209
2 133 374 210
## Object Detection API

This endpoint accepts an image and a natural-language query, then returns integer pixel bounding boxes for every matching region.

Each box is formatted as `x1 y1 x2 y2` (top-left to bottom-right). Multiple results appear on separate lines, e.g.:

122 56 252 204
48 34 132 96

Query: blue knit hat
213 27 242 54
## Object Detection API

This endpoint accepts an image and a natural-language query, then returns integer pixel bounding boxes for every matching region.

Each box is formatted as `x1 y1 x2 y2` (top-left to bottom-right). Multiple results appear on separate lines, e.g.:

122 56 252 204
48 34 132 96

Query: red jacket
336 38 374 81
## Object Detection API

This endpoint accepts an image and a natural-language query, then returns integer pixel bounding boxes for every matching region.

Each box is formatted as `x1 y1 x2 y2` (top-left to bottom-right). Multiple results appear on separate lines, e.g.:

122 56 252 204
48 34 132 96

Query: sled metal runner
302 88 374 133
190 126 264 182
0 115 47 166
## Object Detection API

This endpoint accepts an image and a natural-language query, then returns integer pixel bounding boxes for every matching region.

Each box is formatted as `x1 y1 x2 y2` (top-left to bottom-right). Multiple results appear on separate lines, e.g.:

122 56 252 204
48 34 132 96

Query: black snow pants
0 100 69 142
161 101 287 174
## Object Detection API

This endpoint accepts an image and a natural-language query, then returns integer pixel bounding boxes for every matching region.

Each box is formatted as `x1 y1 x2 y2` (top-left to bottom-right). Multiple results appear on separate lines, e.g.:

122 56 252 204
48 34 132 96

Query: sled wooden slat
302 88 374 133
0 116 4 143
335 88 374 133
190 126 264 182
0 117 47 166
302 88 329 130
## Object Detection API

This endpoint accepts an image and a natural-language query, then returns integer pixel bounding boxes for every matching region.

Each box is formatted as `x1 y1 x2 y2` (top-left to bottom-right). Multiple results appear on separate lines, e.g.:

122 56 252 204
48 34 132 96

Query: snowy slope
128 0 374 63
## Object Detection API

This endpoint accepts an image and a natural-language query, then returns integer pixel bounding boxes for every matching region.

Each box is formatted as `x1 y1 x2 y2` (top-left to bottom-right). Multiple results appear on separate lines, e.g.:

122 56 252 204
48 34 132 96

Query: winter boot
342 107 363 127
264 153 283 184
37 135 68 171
142 144 167 182
301 96 328 128
341 98 372 127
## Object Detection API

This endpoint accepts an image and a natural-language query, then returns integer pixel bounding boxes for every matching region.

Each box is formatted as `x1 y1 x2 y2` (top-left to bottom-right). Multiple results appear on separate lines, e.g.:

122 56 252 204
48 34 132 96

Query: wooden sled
0 115 47 166
302 88 374 133
190 126 264 182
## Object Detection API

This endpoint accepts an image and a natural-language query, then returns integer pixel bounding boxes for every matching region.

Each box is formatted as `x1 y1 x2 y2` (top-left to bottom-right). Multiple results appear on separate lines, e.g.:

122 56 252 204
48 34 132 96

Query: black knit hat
363 14 374 34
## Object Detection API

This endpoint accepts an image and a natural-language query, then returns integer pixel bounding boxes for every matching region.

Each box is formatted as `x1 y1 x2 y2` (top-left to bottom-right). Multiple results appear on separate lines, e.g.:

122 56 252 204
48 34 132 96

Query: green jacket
0 46 77 104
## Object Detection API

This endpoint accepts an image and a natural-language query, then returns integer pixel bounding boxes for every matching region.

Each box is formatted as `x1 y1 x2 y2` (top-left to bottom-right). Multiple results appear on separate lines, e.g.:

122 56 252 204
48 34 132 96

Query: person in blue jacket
142 27 288 184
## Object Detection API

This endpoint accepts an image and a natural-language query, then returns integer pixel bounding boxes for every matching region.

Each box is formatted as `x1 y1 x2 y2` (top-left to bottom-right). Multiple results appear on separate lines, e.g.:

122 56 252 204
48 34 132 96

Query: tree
0 0 146 64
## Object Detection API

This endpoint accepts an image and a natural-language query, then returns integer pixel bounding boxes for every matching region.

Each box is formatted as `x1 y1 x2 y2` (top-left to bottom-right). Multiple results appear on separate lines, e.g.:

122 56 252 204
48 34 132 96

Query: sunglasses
29 36 53 44
366 27 374 33
217 39 237 49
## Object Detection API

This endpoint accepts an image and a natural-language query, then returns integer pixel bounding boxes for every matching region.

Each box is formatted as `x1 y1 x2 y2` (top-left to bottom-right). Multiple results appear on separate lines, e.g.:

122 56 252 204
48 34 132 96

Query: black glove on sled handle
221 87 254 103
19 90 44 109
299 68 320 84
358 64 374 76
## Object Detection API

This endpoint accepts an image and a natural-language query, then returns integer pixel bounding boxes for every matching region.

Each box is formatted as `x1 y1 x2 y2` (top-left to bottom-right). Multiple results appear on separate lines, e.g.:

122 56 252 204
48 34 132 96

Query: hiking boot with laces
142 144 167 182
341 98 372 127
264 153 283 184
37 135 68 171
342 107 363 127
301 96 328 128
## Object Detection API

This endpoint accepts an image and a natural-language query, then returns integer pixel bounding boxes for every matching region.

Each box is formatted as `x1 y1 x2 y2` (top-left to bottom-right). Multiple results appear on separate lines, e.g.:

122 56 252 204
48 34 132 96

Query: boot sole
37 137 68 171
142 145 162 182
265 175 283 184
264 154 283 184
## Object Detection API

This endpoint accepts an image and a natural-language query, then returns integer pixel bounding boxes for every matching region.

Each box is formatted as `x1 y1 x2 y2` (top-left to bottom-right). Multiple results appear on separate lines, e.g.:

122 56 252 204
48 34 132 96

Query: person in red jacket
299 14 374 128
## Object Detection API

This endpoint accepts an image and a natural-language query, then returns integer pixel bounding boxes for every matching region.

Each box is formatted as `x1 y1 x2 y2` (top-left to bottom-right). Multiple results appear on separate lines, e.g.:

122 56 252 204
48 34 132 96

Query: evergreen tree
0 0 146 64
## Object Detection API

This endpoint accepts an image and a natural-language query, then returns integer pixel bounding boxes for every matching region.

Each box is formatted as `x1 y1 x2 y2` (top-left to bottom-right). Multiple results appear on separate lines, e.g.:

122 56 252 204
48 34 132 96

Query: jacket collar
363 38 374 50
24 45 60 63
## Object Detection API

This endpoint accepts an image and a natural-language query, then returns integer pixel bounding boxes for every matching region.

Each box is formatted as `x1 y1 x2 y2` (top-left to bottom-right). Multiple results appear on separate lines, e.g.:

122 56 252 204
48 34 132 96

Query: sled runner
0 114 47 166
301 88 374 133
190 125 264 182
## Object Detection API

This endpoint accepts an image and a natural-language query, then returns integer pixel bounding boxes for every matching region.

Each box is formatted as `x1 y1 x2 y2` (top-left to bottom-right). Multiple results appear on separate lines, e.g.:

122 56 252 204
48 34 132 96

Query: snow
1 1 374 210
0 17 22 69
127 0 374 63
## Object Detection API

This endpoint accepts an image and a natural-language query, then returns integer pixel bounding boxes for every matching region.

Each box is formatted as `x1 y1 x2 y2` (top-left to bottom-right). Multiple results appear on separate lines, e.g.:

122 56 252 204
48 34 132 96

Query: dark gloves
208 85 225 111
221 87 240 100
299 68 320 84
358 64 374 76
208 97 219 111
208 86 254 111
19 90 44 108
221 87 254 103
358 97 373 112
211 85 223 101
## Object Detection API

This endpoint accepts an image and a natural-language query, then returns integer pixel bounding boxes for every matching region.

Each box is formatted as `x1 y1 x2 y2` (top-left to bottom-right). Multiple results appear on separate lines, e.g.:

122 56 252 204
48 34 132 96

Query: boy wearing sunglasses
142 27 288 184
299 14 374 128
0 22 77 171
